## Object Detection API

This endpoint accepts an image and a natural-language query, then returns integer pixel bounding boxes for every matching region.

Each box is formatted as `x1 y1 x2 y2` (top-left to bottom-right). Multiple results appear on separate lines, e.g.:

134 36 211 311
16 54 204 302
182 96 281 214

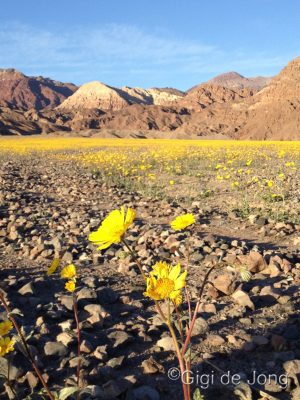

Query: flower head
61 264 77 280
171 213 195 231
47 258 60 276
65 280 76 292
0 337 14 356
89 207 136 250
0 320 13 336
144 262 187 306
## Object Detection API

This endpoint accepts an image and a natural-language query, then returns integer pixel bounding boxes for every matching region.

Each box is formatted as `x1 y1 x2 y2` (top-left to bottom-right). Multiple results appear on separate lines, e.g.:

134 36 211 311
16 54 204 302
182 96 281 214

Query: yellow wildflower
65 280 76 292
169 180 175 185
0 337 14 356
61 264 77 280
89 207 135 250
0 320 13 336
171 213 195 231
267 180 273 188
47 258 60 276
144 262 187 305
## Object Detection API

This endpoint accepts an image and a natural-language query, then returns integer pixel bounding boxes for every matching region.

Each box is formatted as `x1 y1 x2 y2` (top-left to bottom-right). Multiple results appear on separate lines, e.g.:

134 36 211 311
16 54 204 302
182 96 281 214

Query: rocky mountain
177 57 300 139
121 86 185 106
176 83 253 110
57 81 130 111
1 57 300 139
0 69 77 110
206 71 272 90
236 56 300 139
58 82 185 111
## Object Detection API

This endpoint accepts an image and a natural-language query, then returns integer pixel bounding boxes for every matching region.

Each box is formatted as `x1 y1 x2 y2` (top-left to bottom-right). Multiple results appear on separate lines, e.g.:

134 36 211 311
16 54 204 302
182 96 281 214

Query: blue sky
0 0 299 90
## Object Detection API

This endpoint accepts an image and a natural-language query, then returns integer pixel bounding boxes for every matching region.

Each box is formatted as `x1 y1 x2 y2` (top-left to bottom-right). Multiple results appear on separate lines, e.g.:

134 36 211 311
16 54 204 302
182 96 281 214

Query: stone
204 334 225 346
80 339 94 353
199 303 217 314
93 345 108 361
232 290 255 310
56 332 75 347
193 317 209 336
141 357 164 374
107 356 125 368
60 295 74 311
213 273 235 295
107 330 133 348
129 385 160 400
283 359 300 386
18 282 35 295
44 341 68 357
77 287 97 302
156 336 174 351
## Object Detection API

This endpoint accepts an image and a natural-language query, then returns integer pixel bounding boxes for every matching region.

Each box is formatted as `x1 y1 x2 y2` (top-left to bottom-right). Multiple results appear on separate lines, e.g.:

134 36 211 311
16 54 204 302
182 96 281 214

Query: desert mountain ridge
0 68 78 110
0 57 299 139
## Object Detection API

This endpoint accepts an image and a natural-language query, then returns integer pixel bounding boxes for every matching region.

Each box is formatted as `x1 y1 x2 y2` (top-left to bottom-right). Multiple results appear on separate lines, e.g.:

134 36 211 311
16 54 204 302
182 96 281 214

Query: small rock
232 290 255 310
18 282 35 295
193 317 209 336
213 273 235 295
141 357 164 374
156 336 174 351
44 341 68 357
204 334 225 347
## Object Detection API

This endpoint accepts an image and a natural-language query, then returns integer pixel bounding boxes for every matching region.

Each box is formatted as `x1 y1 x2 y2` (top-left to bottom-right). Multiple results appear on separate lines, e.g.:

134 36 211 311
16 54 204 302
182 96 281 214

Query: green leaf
58 386 79 400
193 388 205 400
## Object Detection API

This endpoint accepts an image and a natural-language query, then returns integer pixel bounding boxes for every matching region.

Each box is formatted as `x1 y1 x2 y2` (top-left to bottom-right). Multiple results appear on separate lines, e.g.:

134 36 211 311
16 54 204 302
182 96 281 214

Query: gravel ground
0 156 299 400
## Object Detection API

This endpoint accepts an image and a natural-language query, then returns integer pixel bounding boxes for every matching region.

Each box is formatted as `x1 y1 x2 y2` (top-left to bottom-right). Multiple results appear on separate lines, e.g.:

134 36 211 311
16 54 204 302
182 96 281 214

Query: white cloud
0 22 297 88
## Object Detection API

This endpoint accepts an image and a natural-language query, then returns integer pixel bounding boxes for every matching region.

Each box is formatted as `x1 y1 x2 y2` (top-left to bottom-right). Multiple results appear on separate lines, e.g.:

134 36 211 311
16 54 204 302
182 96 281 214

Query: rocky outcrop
0 69 77 110
57 81 131 111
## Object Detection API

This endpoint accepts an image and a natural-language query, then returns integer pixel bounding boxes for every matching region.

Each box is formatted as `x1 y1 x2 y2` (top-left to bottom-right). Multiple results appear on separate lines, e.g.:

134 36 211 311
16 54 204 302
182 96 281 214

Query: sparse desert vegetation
0 137 299 400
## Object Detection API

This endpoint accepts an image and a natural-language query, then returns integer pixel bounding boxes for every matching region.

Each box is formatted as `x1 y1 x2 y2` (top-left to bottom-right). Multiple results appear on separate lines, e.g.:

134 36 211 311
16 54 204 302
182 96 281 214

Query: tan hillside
237 56 300 139
121 86 185 106
57 81 130 111
176 83 253 110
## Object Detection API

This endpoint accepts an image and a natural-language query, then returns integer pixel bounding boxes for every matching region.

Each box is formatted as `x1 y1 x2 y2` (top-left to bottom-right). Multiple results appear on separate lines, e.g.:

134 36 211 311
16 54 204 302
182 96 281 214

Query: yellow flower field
1 137 299 223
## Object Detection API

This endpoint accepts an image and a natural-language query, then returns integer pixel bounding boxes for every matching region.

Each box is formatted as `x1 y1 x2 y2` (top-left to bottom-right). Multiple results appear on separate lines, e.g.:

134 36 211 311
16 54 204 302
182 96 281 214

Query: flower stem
0 291 54 400
182 265 215 357
121 238 147 281
73 293 81 398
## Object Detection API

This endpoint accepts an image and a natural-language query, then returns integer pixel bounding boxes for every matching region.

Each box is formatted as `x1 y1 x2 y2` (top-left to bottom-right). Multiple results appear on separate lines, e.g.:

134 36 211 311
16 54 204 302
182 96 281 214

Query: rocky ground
0 155 299 400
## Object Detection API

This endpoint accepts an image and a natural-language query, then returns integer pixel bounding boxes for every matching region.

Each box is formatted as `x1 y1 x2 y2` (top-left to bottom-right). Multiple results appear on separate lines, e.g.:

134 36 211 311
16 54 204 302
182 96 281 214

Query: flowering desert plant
89 207 217 400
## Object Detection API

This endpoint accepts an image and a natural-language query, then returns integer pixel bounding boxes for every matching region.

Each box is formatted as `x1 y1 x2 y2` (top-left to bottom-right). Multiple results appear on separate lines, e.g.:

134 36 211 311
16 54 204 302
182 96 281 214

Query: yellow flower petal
171 214 195 231
0 320 13 336
89 207 135 250
65 280 76 292
61 264 77 279
168 263 181 281
0 337 14 356
47 258 60 276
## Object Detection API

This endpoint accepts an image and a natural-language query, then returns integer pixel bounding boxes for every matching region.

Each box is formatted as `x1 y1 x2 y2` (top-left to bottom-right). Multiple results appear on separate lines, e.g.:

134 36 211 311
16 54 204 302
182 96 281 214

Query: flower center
155 278 175 299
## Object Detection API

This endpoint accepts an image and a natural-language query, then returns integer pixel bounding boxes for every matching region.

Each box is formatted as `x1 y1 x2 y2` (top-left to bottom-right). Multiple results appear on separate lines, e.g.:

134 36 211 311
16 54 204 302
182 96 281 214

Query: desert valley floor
0 138 299 400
